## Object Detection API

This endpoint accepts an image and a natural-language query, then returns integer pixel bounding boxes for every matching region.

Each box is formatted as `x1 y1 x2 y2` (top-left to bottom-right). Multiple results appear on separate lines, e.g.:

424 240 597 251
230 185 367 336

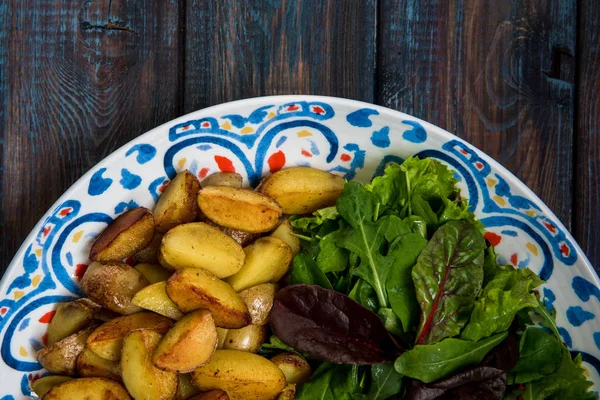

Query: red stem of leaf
416 264 452 345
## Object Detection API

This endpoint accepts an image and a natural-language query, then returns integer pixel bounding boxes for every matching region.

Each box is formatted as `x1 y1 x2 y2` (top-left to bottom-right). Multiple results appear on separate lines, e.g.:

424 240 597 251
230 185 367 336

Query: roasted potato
47 300 96 345
153 309 218 372
216 328 229 349
86 312 173 361
75 298 120 322
270 219 301 256
176 373 200 400
135 232 164 264
203 219 260 247
189 390 230 400
134 262 172 284
277 384 296 400
154 170 201 233
77 347 121 381
80 261 149 315
159 222 245 278
191 350 286 400
89 207 155 262
270 353 312 385
166 268 251 328
201 172 243 188
226 237 292 292
31 376 73 398
132 281 184 320
121 330 178 400
197 186 283 233
37 325 96 375
238 283 278 326
223 324 268 353
41 377 131 400
260 167 345 214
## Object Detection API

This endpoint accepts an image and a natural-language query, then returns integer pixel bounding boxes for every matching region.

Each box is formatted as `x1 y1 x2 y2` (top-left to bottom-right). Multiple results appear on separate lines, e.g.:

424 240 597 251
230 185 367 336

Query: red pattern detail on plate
159 180 170 193
214 156 236 173
287 105 299 111
543 222 557 234
182 125 191 131
0 307 7 315
475 162 483 169
313 106 325 114
560 243 570 257
42 333 48 346
75 264 88 280
59 208 72 216
340 153 351 162
510 253 518 266
39 311 56 324
268 151 286 173
202 122 210 127
484 232 502 247
42 226 51 237
198 167 210 179
460 149 469 155
301 149 312 158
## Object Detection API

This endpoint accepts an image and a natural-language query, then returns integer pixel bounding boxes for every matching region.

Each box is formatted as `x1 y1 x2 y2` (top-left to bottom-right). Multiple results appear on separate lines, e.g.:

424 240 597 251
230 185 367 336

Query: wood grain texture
183 0 376 112
377 0 576 228
574 0 600 268
0 0 182 273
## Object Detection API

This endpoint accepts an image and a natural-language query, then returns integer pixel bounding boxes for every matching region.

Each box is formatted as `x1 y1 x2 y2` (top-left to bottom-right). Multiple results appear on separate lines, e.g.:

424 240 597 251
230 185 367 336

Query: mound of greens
264 158 595 400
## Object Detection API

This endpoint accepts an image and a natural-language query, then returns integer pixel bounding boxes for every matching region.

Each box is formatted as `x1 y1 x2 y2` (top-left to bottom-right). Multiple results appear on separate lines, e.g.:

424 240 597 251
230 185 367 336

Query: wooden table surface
1 0 598 275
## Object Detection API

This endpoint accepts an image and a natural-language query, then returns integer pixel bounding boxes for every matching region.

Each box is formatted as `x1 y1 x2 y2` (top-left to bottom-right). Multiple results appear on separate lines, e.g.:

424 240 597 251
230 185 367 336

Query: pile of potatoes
33 167 345 400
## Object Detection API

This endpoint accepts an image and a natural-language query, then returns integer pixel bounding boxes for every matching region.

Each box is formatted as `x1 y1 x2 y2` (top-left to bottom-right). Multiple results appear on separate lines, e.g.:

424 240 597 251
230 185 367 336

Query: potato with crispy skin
154 170 201 232
121 330 177 400
134 232 164 264
86 312 173 361
134 262 171 284
77 348 121 381
260 167 345 214
31 376 73 398
223 324 268 353
189 390 230 400
216 328 229 349
270 353 312 385
201 172 243 188
238 283 278 326
89 207 155 262
197 186 283 233
37 325 96 376
132 281 184 320
41 377 131 400
80 261 149 315
159 222 245 278
153 309 218 372
166 268 251 328
270 219 301 255
277 385 296 400
47 300 96 345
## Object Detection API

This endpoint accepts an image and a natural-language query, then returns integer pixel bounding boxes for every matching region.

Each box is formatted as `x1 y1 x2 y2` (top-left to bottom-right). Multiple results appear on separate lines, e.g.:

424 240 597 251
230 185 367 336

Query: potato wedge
47 300 96 345
201 172 243 188
154 170 201 232
76 298 120 321
226 237 292 292
37 325 96 375
270 219 300 256
87 312 173 361
166 268 251 328
176 373 200 400
31 376 73 398
189 390 229 400
135 232 164 264
198 186 282 233
132 281 184 320
191 350 286 400
90 207 155 262
159 222 244 278
80 261 149 315
260 167 345 214
223 324 268 353
277 384 296 400
135 262 172 284
270 353 312 385
238 283 278 326
121 330 178 400
153 309 218 372
77 347 121 381
42 377 130 400
216 328 229 349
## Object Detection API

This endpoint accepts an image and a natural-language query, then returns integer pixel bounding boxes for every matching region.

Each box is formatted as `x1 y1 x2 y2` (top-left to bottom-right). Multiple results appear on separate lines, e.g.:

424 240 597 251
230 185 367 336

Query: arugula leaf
289 253 333 289
533 297 562 340
412 220 485 344
509 328 562 383
366 363 404 400
317 229 349 273
394 332 508 383
291 206 340 232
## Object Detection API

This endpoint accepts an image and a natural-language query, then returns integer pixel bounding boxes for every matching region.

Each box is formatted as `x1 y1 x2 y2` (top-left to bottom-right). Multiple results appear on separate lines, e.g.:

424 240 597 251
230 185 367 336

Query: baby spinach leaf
317 229 349 273
412 220 485 345
348 279 378 313
289 253 333 290
296 363 364 400
509 328 562 383
270 285 401 364
406 215 428 238
378 308 405 336
394 332 507 383
366 363 404 400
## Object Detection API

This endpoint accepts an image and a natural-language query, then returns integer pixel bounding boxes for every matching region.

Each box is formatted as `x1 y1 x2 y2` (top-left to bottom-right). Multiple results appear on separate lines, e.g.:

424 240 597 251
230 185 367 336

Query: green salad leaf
289 253 333 289
366 363 404 399
509 327 562 383
296 363 364 400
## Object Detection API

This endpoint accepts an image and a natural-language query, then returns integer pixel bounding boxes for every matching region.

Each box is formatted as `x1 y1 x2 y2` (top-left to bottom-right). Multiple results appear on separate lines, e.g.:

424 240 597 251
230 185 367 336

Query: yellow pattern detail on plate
297 130 313 137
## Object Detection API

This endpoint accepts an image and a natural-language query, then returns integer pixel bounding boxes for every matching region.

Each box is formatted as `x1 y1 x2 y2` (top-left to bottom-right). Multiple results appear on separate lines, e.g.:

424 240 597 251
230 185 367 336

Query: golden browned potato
159 222 245 278
86 312 173 361
226 237 292 292
31 376 73 398
121 330 178 400
277 384 296 400
75 298 120 322
37 325 96 375
135 232 164 264
189 390 230 400
216 328 229 350
191 350 286 400
153 309 218 372
132 281 184 320
260 167 345 214
80 261 149 315
197 186 283 233
270 219 301 256
238 283 278 326
223 324 268 353
201 172 243 188
47 300 96 345
176 373 200 400
166 268 251 328
77 347 121 381
89 207 155 262
154 170 201 233
42 377 131 400
202 219 260 247
270 353 312 385
134 262 172 284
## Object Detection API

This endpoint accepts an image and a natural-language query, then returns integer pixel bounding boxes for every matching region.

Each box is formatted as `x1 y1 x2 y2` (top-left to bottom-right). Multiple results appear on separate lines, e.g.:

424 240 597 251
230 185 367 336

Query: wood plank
0 0 182 274
377 0 576 229
574 0 600 269
184 0 376 112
